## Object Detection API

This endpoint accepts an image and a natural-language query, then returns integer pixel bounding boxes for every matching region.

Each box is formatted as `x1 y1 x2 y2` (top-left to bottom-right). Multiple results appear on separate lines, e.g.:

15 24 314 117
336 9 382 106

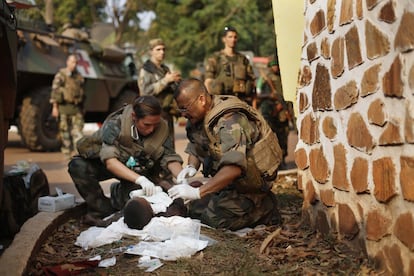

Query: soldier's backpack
0 165 49 238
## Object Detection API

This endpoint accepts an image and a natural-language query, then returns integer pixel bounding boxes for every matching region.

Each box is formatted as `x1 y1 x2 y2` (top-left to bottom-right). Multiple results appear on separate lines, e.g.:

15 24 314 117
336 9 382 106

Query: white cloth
74 216 207 261
129 188 172 214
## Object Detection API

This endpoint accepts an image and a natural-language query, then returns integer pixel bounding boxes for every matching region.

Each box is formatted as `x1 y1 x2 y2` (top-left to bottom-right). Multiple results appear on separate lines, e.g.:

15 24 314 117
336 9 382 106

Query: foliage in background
140 0 277 76
16 0 277 76
16 0 106 31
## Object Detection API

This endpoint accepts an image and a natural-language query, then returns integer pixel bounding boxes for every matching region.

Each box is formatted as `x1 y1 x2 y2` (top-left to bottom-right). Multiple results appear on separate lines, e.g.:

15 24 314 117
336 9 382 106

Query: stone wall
295 0 414 274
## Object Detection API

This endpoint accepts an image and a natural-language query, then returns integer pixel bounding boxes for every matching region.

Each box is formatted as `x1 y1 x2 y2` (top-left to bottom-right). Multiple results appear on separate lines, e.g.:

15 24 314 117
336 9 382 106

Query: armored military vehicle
14 13 138 151
1 0 19 190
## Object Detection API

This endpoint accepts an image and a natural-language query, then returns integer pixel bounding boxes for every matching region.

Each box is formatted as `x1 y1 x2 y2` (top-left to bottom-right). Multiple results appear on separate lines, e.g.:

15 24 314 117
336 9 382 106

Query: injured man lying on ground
123 180 204 230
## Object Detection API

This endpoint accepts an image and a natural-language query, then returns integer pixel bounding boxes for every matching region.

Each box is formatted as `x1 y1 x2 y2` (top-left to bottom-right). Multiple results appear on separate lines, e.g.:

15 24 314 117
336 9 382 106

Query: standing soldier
204 26 256 106
50 54 85 158
138 38 181 148
259 58 290 168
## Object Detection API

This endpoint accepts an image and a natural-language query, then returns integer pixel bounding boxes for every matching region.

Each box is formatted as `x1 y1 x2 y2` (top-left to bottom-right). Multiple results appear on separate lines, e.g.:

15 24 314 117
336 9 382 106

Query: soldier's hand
51 105 59 118
165 72 181 83
176 165 197 184
135 176 156 196
168 184 200 202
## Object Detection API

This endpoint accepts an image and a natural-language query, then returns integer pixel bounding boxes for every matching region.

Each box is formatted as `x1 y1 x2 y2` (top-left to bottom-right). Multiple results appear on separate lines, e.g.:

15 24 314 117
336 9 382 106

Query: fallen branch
260 227 281 254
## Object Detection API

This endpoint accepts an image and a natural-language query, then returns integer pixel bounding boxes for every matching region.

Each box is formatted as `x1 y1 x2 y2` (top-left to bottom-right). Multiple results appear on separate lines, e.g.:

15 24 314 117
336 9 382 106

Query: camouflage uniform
138 60 178 146
185 95 283 230
259 70 289 160
205 51 256 105
68 104 183 219
50 67 84 155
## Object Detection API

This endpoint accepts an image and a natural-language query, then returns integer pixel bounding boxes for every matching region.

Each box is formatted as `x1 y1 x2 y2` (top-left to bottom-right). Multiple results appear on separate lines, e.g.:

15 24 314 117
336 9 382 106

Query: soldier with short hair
50 54 85 157
68 95 184 226
138 38 181 148
204 26 256 106
169 78 283 231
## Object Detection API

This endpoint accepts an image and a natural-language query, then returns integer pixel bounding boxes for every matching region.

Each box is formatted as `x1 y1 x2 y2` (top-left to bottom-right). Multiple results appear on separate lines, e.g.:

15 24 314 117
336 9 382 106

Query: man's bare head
174 78 212 124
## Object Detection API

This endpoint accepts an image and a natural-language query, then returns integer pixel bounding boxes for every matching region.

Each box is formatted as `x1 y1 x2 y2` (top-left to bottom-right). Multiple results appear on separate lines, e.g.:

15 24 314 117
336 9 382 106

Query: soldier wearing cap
50 54 85 157
204 26 256 106
138 38 181 147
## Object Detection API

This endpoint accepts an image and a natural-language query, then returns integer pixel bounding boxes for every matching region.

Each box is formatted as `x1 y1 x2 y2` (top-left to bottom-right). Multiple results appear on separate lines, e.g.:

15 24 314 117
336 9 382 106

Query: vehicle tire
19 87 60 151
110 89 138 113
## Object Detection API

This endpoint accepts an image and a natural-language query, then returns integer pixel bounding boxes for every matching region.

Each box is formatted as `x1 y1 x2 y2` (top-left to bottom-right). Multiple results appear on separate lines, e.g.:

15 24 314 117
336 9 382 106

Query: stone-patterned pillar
295 0 414 274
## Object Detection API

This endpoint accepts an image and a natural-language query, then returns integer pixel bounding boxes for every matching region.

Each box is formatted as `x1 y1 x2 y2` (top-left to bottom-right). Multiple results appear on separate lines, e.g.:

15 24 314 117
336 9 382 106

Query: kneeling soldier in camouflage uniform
169 78 283 231
68 96 184 226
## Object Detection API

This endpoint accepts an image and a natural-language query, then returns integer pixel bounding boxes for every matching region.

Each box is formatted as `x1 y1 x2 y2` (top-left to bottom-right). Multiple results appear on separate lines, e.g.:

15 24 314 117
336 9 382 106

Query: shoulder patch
101 121 121 145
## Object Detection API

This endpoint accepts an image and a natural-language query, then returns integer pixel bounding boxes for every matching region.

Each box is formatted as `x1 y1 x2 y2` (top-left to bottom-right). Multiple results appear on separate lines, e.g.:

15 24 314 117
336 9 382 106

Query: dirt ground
26 172 379 275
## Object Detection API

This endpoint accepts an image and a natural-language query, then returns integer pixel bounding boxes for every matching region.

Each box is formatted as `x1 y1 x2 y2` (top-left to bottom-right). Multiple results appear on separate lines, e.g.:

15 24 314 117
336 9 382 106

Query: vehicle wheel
110 89 138 113
19 87 60 151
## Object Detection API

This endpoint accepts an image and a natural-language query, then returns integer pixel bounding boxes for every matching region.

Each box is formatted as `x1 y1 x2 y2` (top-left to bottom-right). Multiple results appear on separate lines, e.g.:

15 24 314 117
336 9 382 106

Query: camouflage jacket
259 71 289 123
204 51 255 96
137 60 176 112
50 68 84 104
262 71 284 99
78 104 182 177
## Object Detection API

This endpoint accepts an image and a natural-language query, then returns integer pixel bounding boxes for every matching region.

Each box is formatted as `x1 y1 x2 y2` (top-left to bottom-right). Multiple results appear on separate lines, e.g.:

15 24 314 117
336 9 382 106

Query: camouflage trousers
68 156 165 218
188 188 282 231
59 112 84 155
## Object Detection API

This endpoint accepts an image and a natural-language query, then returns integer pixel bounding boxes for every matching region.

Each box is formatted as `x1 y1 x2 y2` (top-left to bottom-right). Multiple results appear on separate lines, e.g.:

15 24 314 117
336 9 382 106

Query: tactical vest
140 60 177 114
204 96 283 192
211 52 253 96
77 105 168 163
118 105 168 162
58 68 84 105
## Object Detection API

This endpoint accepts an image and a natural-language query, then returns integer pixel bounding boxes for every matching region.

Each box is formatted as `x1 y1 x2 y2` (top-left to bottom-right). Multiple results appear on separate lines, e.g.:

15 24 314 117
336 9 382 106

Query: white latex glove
129 186 162 198
176 165 197 184
168 184 200 202
129 189 145 198
135 176 156 196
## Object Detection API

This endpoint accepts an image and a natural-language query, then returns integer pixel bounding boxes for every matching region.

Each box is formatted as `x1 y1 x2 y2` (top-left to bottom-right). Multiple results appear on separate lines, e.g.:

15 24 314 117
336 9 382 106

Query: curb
0 203 86 276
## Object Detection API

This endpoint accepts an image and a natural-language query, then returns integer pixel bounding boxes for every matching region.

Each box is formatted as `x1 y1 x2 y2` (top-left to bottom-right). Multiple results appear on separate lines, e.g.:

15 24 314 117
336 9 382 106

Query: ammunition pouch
230 157 269 194
251 130 282 181
232 62 249 94
63 87 83 105
131 152 155 174
232 79 246 94
234 63 246 80
210 80 224 95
